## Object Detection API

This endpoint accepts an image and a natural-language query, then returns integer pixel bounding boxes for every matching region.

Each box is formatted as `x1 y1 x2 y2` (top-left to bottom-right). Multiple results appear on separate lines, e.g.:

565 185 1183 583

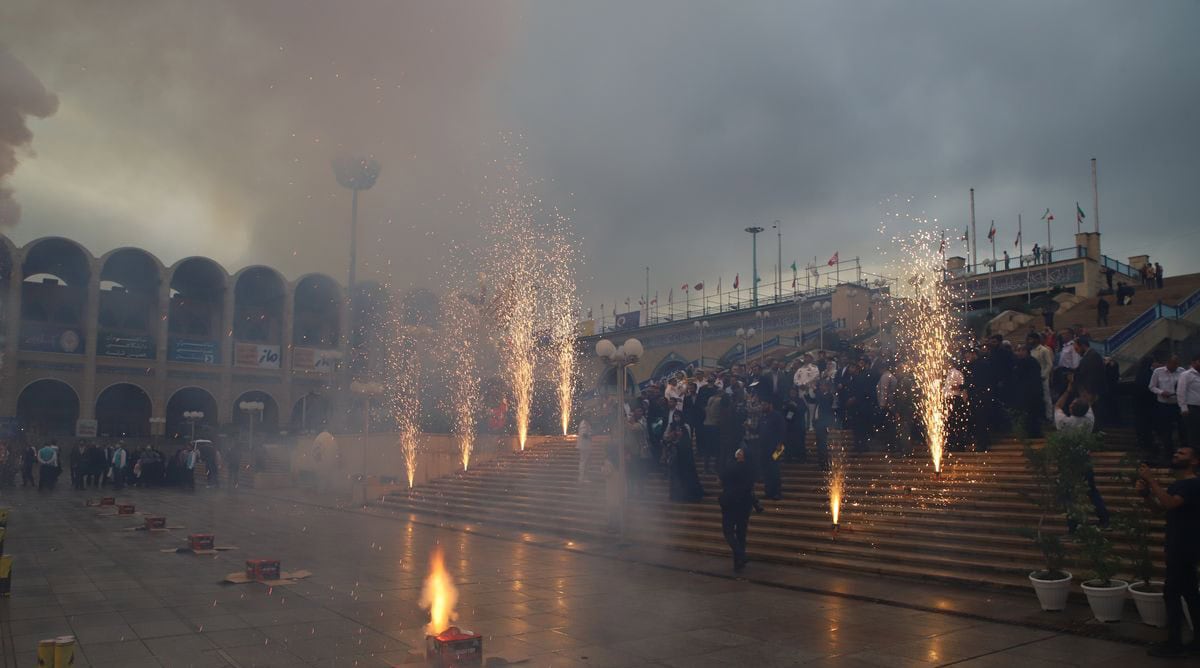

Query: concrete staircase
1058 273 1200 341
378 430 1165 593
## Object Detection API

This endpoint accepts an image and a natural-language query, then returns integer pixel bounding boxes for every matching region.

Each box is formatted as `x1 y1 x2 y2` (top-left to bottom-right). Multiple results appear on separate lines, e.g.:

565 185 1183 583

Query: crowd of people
7 438 229 491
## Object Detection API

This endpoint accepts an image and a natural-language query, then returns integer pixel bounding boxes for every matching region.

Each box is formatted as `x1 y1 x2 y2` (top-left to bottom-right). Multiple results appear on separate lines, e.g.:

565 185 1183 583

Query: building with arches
0 236 367 441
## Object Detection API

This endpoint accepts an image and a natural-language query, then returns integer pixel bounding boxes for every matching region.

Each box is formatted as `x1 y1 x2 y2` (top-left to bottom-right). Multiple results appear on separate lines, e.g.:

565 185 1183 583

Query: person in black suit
1072 336 1105 428
718 448 763 572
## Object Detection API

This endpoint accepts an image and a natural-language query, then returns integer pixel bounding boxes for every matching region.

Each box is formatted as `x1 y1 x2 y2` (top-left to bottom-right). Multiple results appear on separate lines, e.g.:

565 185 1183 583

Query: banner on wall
19 323 84 354
167 338 221 364
97 332 155 359
291 346 339 373
235 342 281 369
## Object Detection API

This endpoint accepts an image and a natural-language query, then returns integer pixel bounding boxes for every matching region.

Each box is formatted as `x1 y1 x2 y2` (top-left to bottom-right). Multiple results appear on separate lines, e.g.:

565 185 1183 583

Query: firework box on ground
37 639 54 666
100 497 115 506
54 635 76 667
189 534 215 551
144 516 166 531
245 559 281 581
425 627 483 668
116 504 136 515
221 567 311 585
0 555 11 596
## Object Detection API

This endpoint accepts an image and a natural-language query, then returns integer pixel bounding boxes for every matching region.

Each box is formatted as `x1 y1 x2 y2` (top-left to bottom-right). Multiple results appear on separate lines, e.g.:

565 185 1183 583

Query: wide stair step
376 432 1163 593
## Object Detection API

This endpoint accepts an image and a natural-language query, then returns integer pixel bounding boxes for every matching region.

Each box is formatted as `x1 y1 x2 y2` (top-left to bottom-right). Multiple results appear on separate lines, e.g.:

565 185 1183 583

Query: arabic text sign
19 323 85 354
167 338 221 365
235 342 281 369
98 332 156 359
291 346 338 372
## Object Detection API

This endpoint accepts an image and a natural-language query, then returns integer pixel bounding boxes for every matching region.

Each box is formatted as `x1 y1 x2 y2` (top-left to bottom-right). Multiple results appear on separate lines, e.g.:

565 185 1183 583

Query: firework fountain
889 229 961 474
828 444 846 532
438 273 484 471
543 221 580 436
387 332 422 487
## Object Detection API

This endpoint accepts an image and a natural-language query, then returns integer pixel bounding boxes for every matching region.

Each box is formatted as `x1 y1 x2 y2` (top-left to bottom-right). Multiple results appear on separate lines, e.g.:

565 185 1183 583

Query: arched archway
99 248 162 359
95 383 153 437
233 267 286 344
20 238 91 353
233 390 280 434
597 366 638 395
17 379 80 438
293 274 341 348
168 257 226 358
650 353 689 381
289 392 330 434
165 387 219 440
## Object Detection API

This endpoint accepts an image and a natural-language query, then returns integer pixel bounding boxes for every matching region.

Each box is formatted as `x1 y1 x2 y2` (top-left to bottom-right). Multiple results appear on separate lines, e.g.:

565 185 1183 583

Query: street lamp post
350 380 385 481
815 301 831 350
755 311 770 363
595 337 643 544
745 226 765 307
239 401 265 469
735 327 756 367
795 296 804 347
183 411 205 443
693 320 709 369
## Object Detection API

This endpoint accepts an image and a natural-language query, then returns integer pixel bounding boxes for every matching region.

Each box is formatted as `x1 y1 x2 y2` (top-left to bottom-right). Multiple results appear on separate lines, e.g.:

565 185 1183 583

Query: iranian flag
1041 208 1054 222
827 252 838 266
733 274 740 289
1076 202 1086 225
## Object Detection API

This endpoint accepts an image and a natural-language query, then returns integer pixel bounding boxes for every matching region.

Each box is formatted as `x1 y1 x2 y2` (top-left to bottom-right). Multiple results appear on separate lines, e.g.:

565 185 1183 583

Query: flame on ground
828 446 845 526
419 546 458 635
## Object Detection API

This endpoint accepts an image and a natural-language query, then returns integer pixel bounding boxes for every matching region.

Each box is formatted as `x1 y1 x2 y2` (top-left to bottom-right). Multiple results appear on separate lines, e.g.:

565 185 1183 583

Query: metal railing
596 257 894 333
1100 255 1140 279
947 245 1085 278
1098 288 1200 356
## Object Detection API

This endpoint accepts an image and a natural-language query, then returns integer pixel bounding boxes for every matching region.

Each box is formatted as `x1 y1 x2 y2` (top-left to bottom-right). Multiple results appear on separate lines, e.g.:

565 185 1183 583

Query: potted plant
1075 522 1127 622
1113 461 1166 627
1019 436 1081 611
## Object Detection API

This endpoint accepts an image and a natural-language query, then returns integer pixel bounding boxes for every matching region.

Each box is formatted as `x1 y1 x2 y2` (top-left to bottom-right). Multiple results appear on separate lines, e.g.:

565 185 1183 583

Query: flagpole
645 266 650 325
1018 214 1024 267
775 221 783 303
1046 214 1052 263
991 221 996 271
969 188 978 275
1092 158 1100 234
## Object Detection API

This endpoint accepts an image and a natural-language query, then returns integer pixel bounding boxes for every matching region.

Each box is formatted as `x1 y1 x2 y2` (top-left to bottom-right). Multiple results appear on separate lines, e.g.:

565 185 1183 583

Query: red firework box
116 504 136 515
100 497 116 506
144 516 166 531
245 559 281 581
188 534 215 551
425 627 483 667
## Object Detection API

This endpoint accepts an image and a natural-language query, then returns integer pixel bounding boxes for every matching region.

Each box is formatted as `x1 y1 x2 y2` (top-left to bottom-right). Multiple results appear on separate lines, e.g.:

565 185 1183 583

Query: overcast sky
2 0 1197 314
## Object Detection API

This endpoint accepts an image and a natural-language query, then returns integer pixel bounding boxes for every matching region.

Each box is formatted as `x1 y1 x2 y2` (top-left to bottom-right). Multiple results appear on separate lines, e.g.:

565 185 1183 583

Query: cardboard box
117 504 136 515
425 627 483 667
100 497 116 506
245 559 281 581
189 534 214 551
144 516 166 531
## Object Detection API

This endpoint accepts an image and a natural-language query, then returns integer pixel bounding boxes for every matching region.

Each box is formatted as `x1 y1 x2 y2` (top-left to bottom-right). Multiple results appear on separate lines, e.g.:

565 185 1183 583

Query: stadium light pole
745 226 765 307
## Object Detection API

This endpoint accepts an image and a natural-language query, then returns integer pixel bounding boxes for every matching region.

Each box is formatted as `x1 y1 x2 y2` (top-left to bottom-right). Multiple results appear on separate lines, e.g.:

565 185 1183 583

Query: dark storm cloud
1 1 1197 308
504 1 1200 307
0 44 58 228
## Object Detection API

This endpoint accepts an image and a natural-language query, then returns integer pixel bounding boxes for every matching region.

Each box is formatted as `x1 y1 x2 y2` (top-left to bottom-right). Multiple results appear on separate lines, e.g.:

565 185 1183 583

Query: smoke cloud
0 44 58 228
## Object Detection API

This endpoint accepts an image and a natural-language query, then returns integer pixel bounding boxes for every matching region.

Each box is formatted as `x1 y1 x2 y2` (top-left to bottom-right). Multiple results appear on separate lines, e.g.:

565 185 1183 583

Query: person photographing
1137 446 1200 658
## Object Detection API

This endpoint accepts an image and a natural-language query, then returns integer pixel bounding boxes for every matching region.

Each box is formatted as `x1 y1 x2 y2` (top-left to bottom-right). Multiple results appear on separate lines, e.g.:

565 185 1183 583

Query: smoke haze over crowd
2 1 1197 309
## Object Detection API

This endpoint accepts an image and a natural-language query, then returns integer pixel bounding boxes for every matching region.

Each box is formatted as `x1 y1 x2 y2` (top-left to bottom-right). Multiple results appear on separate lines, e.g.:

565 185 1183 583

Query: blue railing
1099 288 1200 355
1100 255 1140 279
951 245 1085 277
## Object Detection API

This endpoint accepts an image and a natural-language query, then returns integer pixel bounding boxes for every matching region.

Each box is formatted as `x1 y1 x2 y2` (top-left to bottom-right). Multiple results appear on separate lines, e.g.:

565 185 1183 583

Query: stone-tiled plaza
0 486 1170 667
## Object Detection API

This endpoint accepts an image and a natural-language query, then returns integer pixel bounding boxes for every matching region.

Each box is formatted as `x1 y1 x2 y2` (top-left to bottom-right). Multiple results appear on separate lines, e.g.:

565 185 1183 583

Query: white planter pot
1029 570 1072 611
1127 581 1166 628
1081 579 1128 622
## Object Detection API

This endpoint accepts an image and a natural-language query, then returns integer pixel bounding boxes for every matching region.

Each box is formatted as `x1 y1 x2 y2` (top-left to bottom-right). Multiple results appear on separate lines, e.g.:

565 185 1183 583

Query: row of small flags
945 204 1087 252
593 251 842 319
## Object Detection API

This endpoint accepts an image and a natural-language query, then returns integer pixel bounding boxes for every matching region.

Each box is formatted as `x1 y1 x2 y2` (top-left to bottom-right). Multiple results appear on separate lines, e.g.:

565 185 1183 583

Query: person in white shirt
1052 390 1110 530
1057 334 1080 370
1150 356 1186 462
1177 353 1200 447
1028 333 1055 420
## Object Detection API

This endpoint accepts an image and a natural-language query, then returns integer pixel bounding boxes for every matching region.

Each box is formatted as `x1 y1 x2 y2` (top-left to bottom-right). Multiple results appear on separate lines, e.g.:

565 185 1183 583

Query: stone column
79 261 101 420
153 279 171 421
0 250 24 416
